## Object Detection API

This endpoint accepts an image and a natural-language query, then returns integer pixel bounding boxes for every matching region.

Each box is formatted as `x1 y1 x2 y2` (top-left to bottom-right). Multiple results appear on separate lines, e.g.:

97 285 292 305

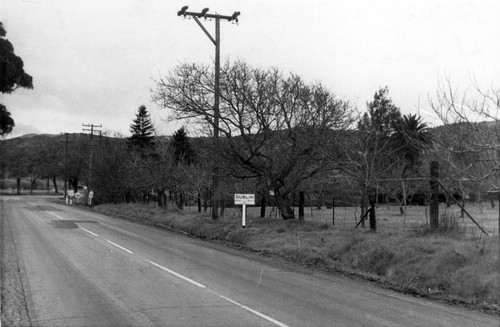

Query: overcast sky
1 0 498 138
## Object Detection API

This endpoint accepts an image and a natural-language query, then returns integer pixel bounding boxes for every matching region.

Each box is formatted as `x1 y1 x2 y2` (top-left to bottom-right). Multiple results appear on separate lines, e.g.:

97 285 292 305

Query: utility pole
430 161 439 229
82 123 102 196
177 6 240 220
60 133 74 197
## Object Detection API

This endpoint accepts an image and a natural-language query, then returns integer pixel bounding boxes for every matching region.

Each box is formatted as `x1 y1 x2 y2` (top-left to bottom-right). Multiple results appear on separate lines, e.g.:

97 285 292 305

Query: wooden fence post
430 161 439 229
197 192 201 213
369 201 376 231
260 191 266 218
332 197 335 226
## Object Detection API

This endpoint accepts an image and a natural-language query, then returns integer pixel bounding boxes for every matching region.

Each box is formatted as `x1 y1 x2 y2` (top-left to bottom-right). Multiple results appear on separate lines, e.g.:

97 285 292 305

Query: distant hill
17 133 59 139
0 133 125 162
3 119 497 163
429 119 499 140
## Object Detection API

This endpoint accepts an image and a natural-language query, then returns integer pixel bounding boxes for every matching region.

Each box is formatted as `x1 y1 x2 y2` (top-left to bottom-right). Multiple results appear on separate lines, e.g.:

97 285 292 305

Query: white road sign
234 194 255 205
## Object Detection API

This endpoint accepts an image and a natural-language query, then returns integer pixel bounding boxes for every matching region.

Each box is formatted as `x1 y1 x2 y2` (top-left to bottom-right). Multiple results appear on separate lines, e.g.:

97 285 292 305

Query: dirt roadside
0 200 34 327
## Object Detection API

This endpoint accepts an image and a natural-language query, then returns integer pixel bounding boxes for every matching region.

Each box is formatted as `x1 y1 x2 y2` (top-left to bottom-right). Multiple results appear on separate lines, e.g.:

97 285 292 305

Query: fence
149 162 500 236
214 202 497 237
219 162 499 236
146 193 499 236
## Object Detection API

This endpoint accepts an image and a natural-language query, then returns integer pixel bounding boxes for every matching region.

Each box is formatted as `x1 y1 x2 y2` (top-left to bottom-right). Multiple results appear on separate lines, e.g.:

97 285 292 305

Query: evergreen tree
128 105 156 152
0 21 33 136
170 127 195 165
1 104 14 136
358 86 401 135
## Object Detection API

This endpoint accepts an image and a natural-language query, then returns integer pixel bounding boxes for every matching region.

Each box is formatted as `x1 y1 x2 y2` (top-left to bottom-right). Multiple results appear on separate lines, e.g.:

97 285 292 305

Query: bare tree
338 129 398 219
340 88 434 220
339 87 404 219
152 60 355 219
430 77 500 205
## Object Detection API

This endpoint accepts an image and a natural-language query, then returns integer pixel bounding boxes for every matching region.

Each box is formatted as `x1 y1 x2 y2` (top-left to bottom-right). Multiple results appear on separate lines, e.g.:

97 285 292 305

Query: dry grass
223 203 499 236
94 202 499 309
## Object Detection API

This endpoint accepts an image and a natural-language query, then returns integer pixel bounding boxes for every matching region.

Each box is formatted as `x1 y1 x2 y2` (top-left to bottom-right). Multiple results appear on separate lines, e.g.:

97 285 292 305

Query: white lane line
45 211 285 327
215 293 289 327
106 240 134 254
80 227 99 237
146 260 206 289
46 211 64 220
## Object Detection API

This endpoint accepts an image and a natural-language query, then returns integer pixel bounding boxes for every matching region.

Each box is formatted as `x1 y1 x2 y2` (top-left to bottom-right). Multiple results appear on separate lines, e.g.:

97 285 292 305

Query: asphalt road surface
1 195 498 327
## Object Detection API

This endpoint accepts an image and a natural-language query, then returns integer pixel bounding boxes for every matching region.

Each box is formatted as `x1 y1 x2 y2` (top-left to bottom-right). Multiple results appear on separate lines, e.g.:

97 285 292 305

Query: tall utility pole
177 6 240 220
60 132 74 197
82 123 102 194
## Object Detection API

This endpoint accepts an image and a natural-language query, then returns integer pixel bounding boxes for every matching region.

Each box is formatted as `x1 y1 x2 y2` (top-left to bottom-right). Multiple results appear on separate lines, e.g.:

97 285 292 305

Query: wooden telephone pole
82 123 102 193
177 6 240 220
60 132 74 197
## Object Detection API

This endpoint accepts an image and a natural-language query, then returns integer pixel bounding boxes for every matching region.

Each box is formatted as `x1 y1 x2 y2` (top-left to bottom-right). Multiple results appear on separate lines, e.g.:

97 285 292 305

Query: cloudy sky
1 0 498 138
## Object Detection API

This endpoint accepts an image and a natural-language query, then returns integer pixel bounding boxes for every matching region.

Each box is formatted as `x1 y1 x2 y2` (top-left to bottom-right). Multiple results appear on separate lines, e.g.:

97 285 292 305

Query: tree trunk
197 192 202 213
360 183 368 227
220 199 225 217
274 190 295 220
16 177 21 195
203 198 208 213
399 180 406 214
177 192 184 210
316 190 323 209
52 176 58 194
157 189 163 207
70 178 78 193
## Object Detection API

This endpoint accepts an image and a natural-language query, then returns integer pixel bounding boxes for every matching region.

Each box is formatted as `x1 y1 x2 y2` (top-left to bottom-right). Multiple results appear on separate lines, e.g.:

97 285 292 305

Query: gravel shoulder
1 199 34 327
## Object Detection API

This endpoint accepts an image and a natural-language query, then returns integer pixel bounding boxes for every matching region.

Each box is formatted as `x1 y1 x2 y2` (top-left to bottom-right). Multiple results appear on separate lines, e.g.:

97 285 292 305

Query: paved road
1 196 498 327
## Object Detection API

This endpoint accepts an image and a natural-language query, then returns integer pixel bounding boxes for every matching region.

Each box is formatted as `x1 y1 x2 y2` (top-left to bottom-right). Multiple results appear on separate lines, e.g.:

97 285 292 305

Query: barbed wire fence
243 166 497 236
284 177 433 234
163 162 498 236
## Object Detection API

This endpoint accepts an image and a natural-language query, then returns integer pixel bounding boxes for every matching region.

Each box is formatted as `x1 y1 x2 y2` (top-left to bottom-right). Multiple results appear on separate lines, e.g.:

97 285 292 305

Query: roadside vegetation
94 202 499 312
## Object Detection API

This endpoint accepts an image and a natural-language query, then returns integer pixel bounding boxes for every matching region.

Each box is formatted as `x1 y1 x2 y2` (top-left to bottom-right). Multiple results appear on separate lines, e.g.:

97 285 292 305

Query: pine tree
128 105 155 152
170 127 195 165
358 86 401 135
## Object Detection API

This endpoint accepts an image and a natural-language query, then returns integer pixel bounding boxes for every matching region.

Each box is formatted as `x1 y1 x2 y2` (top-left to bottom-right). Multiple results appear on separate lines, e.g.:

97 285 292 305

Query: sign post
67 190 74 205
75 192 82 204
234 194 255 228
88 190 94 206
